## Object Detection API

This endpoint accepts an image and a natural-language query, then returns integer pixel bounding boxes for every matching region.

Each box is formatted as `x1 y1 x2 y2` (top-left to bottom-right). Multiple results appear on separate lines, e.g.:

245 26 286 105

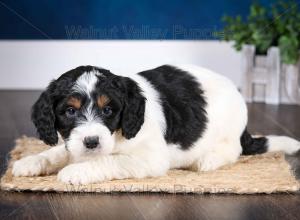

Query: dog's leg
196 139 242 171
12 144 69 176
57 149 169 184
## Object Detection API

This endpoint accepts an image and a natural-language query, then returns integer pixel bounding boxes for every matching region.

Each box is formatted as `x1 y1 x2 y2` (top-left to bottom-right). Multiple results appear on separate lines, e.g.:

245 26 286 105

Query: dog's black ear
121 77 146 139
31 82 58 146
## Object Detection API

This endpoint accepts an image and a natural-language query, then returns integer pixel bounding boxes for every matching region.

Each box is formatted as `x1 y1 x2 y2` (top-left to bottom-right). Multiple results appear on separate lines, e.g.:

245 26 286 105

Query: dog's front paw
12 155 49 177
57 163 104 185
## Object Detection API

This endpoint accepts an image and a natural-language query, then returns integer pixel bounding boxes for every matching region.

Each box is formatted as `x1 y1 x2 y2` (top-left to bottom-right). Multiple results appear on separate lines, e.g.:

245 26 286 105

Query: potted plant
273 1 300 104
222 1 300 105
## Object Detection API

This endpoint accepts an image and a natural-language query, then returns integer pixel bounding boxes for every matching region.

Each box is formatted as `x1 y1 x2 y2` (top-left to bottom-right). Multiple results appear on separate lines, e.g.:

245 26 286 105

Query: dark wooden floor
1 90 300 220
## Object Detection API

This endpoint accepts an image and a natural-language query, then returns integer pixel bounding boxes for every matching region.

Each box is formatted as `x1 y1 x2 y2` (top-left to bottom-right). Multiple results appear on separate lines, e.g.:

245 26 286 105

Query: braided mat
1 137 299 194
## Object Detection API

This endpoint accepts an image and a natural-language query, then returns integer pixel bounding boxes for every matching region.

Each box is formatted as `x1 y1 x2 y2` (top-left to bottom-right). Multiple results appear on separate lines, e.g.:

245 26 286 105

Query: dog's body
13 65 300 184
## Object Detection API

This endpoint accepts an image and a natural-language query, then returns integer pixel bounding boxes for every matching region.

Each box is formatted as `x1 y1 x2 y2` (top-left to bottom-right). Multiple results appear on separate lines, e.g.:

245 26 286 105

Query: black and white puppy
12 65 300 184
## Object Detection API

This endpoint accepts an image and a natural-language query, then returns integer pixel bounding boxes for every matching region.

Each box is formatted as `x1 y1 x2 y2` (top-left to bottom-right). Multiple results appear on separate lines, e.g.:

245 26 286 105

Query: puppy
12 65 300 184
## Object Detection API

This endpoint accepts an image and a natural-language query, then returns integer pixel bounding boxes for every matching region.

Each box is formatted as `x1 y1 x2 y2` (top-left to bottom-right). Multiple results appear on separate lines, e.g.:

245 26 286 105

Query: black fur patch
240 129 268 155
93 75 146 139
119 77 146 139
138 65 208 150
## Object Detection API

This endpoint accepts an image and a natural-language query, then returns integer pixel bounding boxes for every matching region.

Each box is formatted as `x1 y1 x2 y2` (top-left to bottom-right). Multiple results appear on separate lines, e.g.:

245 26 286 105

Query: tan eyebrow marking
97 95 110 108
67 97 81 109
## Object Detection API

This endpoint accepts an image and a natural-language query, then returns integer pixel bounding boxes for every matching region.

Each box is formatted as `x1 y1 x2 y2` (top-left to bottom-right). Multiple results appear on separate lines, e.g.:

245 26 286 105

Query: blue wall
0 0 296 39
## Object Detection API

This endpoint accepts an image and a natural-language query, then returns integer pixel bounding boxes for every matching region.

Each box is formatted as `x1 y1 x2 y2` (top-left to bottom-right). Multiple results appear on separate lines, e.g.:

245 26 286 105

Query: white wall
0 40 242 89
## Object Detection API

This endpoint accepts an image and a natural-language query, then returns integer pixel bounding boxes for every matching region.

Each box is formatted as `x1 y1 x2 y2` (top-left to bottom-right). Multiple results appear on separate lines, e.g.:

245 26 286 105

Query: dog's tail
240 129 300 155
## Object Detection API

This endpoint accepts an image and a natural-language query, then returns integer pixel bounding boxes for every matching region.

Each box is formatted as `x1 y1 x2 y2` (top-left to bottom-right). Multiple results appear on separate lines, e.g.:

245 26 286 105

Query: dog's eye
102 106 112 117
66 107 77 117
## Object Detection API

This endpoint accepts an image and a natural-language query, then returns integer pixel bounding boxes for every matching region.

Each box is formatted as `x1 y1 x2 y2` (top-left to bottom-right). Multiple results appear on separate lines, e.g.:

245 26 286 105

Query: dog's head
32 66 145 161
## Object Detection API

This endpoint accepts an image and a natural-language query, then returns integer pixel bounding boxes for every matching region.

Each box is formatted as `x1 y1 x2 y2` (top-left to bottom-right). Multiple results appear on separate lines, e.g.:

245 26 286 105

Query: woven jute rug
1 136 299 194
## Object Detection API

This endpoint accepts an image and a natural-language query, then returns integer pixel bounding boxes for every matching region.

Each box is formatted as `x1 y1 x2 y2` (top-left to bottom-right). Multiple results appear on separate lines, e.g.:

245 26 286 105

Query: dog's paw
12 155 49 177
198 153 226 172
57 163 104 185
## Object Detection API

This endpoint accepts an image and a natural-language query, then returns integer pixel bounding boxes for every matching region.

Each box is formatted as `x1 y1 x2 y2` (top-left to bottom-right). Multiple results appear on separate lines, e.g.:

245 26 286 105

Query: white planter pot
280 63 300 105
241 45 280 104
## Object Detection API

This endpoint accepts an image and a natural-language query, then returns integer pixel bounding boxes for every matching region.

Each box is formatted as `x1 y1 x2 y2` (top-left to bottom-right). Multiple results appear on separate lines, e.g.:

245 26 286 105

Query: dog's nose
83 136 99 149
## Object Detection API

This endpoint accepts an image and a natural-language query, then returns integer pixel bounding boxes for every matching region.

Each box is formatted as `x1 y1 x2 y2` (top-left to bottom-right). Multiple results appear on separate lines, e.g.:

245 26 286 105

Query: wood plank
247 103 293 136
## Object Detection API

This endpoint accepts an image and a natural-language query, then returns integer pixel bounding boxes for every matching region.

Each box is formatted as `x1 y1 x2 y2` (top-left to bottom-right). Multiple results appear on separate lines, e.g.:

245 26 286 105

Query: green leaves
279 35 299 64
273 1 300 64
222 0 300 64
222 15 252 51
248 3 277 54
